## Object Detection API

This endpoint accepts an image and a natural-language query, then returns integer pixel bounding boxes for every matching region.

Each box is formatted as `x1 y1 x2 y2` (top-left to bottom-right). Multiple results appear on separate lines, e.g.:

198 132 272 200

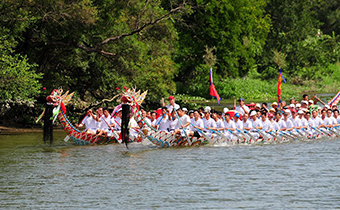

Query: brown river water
1 131 340 209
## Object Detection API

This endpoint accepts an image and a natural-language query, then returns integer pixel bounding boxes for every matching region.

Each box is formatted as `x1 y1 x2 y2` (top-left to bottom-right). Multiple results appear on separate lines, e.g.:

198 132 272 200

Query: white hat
296 103 301 108
182 107 188 112
204 106 211 113
250 111 257 116
255 103 261 108
318 106 322 110
289 104 295 108
284 109 291 114
308 100 314 104
325 105 330 109
301 100 308 105
223 107 229 113
298 110 304 114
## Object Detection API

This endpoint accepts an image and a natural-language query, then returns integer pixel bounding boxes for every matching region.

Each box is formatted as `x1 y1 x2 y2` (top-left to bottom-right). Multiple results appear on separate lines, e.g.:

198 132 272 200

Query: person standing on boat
77 109 97 135
234 98 250 115
166 96 180 113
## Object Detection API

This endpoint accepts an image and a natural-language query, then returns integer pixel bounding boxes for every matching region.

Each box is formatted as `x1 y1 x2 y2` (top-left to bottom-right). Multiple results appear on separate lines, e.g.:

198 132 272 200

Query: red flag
277 68 286 103
209 68 221 104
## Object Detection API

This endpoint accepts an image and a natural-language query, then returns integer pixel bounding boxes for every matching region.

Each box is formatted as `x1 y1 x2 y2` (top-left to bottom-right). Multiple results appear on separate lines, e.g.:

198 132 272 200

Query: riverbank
0 126 63 134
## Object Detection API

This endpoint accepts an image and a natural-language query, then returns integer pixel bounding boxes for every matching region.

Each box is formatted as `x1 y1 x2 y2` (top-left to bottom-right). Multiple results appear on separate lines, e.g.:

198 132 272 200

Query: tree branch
76 2 187 56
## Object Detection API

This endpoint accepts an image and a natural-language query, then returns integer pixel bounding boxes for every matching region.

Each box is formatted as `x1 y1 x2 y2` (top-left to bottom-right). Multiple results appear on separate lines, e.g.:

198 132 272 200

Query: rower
283 109 294 132
150 111 157 129
242 113 253 133
190 110 204 137
166 96 180 113
260 112 273 138
202 106 216 137
77 109 97 135
249 110 262 139
174 108 191 137
97 107 115 137
223 113 236 140
324 109 337 128
312 110 324 129
169 110 179 133
235 98 250 115
333 109 340 125
156 107 170 132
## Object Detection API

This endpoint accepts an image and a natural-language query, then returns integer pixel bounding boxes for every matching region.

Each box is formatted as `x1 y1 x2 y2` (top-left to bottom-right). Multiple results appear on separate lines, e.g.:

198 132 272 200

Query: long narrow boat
43 88 145 146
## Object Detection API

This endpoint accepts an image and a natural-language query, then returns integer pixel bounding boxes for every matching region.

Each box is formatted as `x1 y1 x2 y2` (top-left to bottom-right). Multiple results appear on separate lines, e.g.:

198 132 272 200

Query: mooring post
43 103 54 144
121 104 131 148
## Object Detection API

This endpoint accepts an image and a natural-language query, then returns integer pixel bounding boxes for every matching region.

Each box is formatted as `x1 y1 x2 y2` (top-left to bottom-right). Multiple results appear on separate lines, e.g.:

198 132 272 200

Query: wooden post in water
121 104 130 148
43 103 54 144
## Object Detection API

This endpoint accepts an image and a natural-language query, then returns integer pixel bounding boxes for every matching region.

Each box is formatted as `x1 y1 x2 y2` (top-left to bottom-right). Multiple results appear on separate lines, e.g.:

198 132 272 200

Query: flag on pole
327 90 340 106
277 68 286 103
209 68 221 104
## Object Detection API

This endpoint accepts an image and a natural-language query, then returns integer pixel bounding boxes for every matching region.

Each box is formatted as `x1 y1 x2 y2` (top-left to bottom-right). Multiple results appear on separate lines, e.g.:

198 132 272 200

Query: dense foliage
1 0 340 109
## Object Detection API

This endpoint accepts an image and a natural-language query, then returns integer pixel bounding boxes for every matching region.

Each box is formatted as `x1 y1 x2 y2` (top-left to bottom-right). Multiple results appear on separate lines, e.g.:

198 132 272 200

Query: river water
1 131 340 209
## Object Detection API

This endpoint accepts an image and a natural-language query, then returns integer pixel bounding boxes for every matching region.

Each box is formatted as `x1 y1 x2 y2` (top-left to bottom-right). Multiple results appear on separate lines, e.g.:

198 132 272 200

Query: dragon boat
39 87 148 146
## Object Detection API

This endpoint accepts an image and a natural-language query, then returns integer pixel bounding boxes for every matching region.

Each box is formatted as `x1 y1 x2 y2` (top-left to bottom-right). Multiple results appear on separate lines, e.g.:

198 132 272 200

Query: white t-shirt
224 120 236 134
157 117 169 131
262 119 272 131
81 115 97 130
250 118 262 131
235 105 250 115
291 117 302 127
169 118 179 130
324 116 336 126
166 103 180 113
215 119 224 130
284 118 294 129
234 120 243 130
190 118 204 131
100 115 113 130
277 119 286 130
242 120 252 129
312 117 323 127
271 121 280 131
179 115 191 127
202 117 216 132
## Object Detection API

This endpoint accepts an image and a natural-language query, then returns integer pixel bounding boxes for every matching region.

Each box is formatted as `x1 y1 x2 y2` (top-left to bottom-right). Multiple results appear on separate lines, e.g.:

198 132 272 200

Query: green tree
174 0 271 97
0 31 42 101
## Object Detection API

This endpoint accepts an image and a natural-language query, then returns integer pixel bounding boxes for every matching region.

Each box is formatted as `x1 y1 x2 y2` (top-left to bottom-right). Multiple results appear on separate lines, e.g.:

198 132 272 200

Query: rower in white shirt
234 98 250 116
156 107 170 132
222 113 236 140
166 95 180 113
77 109 97 134
190 110 204 137
202 106 217 136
